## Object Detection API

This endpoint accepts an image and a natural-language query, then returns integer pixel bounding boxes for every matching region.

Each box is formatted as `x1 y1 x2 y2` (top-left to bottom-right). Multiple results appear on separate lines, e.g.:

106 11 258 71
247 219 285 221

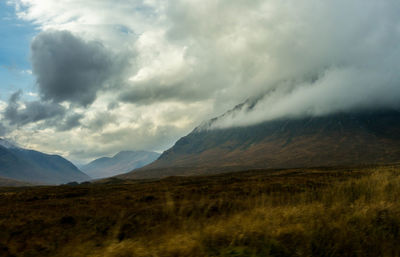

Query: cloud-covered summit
2 0 400 162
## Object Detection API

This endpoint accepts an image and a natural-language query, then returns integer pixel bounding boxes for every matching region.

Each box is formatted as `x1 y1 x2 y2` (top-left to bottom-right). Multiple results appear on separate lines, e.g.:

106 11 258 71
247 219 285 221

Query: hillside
0 176 32 187
120 110 400 179
0 139 90 184
81 151 160 179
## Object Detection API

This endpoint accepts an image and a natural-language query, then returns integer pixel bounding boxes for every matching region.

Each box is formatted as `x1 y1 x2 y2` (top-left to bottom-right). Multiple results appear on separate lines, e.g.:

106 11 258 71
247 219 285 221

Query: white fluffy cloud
4 0 400 161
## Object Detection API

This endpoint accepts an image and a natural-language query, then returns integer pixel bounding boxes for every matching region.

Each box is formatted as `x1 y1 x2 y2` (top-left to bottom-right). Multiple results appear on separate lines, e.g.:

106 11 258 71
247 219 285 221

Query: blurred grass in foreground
0 165 400 256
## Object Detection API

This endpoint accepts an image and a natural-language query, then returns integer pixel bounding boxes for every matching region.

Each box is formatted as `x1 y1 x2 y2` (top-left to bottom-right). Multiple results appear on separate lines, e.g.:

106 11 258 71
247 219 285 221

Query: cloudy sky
1 0 400 163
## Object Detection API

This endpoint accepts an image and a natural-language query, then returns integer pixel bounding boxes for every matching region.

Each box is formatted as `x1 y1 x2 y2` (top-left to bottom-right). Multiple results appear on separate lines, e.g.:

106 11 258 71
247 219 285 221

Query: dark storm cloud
4 90 66 126
31 30 123 107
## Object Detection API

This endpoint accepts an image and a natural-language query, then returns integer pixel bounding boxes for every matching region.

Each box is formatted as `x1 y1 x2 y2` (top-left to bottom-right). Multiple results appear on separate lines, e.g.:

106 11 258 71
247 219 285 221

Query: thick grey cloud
119 0 400 116
2 90 85 133
31 30 124 107
171 0 400 128
107 102 120 110
84 112 117 132
119 80 210 105
56 113 84 131
4 90 66 126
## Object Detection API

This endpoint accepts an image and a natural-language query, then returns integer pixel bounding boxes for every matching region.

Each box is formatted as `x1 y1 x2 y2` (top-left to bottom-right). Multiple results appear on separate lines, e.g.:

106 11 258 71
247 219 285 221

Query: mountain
0 176 32 187
0 139 90 184
81 150 160 179
0 139 18 149
120 109 400 179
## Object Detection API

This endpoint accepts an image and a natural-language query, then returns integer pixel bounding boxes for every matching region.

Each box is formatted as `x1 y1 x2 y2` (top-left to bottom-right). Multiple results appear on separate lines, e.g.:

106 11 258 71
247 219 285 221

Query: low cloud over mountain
2 0 400 162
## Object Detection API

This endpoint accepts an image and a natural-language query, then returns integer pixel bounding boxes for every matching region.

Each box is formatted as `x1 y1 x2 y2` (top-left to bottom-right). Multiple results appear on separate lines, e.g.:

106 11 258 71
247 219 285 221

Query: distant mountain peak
81 150 160 179
113 150 156 159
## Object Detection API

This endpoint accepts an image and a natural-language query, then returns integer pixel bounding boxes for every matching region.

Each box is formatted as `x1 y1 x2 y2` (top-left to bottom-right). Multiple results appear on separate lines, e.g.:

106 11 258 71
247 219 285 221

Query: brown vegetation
0 165 400 256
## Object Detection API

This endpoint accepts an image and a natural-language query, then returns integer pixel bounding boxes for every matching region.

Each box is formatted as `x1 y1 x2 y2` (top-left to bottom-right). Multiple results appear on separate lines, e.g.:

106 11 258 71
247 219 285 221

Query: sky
0 1 35 99
0 0 400 164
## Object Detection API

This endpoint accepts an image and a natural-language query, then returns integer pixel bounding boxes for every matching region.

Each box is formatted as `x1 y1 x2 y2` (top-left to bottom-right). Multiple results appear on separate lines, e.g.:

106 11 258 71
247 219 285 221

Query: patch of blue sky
0 1 38 101
114 24 134 35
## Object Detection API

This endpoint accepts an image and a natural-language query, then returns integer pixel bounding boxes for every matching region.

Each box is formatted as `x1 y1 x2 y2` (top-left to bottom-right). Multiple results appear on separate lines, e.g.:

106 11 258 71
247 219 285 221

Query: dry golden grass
1 165 400 256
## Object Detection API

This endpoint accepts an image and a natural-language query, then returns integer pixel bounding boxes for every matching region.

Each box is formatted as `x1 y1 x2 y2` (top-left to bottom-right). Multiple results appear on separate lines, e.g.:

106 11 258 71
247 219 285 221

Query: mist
189 0 400 128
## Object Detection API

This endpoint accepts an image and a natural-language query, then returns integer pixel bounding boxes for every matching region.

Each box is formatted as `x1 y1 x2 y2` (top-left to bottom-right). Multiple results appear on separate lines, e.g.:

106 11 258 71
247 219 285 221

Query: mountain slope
0 139 90 184
120 110 400 179
81 150 160 179
0 176 32 187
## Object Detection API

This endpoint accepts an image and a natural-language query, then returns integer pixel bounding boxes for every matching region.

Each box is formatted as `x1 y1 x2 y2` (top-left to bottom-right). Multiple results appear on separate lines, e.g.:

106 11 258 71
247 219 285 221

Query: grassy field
0 165 400 256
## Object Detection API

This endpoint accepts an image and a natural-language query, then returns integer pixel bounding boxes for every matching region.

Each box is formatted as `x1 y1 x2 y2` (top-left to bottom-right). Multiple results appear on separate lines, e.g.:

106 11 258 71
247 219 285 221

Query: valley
81 151 160 179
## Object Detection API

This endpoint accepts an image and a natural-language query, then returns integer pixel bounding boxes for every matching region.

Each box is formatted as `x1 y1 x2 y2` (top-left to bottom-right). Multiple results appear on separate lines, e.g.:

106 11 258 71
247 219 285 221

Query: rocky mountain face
0 139 90 184
120 109 400 179
81 150 160 179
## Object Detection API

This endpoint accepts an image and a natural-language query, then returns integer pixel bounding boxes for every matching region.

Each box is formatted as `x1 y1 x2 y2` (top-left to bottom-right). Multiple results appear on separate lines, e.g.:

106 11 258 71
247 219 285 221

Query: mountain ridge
119 109 400 179
0 139 90 184
81 150 160 179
